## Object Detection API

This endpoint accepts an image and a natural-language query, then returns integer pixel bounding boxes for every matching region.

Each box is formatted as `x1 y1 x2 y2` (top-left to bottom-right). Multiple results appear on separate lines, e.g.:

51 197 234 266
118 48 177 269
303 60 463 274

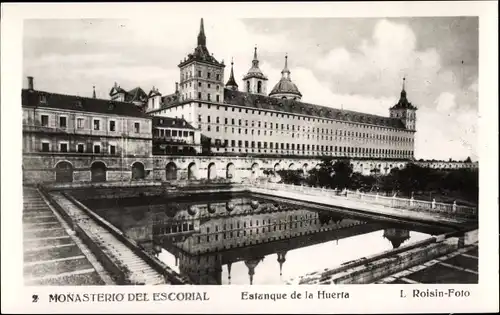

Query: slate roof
152 116 196 130
225 61 239 89
390 89 418 110
161 93 181 107
22 89 149 118
223 88 407 129
269 78 302 97
178 19 224 68
126 87 148 103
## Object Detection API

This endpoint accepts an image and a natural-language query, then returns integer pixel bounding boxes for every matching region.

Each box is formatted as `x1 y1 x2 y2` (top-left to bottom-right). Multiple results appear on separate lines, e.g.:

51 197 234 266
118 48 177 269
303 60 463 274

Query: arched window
257 81 262 93
247 81 251 92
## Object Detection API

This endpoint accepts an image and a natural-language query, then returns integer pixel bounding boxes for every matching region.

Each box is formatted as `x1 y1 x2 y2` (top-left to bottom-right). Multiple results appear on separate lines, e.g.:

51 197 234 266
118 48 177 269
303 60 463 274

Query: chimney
175 82 179 93
27 76 34 90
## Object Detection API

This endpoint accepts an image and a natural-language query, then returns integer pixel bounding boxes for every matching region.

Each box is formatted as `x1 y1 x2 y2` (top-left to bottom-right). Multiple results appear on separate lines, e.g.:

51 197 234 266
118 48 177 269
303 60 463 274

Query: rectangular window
41 142 50 152
41 115 49 127
59 142 68 152
109 120 116 131
198 92 202 99
172 130 178 137
94 144 101 154
134 122 140 133
110 145 116 155
198 70 202 77
59 116 67 128
93 119 100 131
216 95 220 102
77 144 84 153
77 118 84 129
207 116 211 123
207 93 211 101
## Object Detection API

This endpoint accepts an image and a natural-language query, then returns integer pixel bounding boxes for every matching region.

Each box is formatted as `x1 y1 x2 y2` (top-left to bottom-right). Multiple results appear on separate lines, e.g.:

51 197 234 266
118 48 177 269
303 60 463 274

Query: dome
269 54 302 99
269 79 302 97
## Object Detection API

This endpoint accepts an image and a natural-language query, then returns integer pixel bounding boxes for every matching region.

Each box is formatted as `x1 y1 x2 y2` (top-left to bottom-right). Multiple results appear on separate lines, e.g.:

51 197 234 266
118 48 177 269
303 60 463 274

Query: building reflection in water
88 193 438 285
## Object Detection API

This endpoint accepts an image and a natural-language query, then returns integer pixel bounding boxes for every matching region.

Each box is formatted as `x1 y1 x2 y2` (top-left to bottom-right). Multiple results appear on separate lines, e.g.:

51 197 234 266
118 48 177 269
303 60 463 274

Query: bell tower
390 77 417 131
242 46 268 95
178 18 225 103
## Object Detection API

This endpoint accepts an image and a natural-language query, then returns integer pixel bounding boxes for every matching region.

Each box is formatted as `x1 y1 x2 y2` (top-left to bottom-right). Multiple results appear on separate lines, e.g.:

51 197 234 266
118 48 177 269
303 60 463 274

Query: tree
276 169 304 185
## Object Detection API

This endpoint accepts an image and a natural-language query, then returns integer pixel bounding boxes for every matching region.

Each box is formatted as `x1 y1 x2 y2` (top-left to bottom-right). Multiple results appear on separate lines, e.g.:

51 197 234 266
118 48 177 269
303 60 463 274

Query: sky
23 17 478 161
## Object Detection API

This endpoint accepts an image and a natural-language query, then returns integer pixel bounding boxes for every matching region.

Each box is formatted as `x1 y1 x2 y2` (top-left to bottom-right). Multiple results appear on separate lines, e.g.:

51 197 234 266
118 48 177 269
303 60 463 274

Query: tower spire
281 54 290 79
400 76 407 99
197 18 206 46
225 57 239 91
92 85 96 99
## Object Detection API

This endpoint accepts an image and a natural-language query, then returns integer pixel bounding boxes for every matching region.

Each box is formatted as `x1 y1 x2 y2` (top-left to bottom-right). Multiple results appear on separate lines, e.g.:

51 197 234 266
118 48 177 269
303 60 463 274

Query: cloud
435 92 457 113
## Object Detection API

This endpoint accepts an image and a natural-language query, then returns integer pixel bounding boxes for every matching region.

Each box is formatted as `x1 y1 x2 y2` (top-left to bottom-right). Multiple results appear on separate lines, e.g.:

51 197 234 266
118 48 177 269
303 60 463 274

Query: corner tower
178 18 225 103
242 46 268 95
390 77 417 131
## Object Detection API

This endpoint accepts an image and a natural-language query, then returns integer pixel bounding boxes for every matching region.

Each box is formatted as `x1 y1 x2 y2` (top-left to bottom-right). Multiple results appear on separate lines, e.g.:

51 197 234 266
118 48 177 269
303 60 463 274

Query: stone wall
23 153 415 185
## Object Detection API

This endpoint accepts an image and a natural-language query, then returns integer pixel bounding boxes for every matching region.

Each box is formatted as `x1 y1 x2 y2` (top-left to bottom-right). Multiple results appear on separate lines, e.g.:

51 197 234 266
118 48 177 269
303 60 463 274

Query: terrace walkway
23 187 112 285
48 192 167 285
249 182 477 228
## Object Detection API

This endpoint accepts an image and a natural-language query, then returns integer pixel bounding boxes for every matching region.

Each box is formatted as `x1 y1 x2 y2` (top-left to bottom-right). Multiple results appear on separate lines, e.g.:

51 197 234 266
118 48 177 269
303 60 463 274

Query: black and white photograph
1 1 498 314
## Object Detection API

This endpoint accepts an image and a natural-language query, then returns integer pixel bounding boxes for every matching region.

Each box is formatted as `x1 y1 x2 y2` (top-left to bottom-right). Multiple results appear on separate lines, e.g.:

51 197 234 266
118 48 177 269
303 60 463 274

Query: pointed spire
400 76 407 99
281 54 290 79
225 57 239 90
92 86 96 99
253 46 258 60
197 18 206 46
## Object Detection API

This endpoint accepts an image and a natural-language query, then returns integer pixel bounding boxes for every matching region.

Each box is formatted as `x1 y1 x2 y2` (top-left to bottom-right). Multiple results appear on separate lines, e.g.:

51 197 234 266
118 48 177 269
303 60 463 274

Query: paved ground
376 243 478 284
251 187 472 227
23 187 110 285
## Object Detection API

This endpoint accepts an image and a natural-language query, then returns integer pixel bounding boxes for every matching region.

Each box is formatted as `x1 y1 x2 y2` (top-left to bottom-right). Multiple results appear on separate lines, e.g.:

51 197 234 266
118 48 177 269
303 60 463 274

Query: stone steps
50 193 166 285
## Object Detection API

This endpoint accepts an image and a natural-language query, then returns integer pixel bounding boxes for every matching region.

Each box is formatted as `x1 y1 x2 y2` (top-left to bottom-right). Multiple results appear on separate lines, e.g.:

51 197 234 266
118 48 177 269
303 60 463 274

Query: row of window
153 129 195 138
180 81 221 90
181 70 221 82
40 115 141 133
196 219 321 243
210 139 412 155
180 92 220 102
192 103 413 133
40 141 116 154
198 116 413 142
202 125 413 145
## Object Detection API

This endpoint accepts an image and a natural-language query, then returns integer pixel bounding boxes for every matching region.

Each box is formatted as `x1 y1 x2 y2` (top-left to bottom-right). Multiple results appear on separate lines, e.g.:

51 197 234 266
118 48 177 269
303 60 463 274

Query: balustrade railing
254 181 477 218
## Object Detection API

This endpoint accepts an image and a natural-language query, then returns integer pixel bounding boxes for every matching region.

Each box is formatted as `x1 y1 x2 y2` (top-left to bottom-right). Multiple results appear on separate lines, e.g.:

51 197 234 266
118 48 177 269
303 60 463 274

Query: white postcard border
1 1 498 314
